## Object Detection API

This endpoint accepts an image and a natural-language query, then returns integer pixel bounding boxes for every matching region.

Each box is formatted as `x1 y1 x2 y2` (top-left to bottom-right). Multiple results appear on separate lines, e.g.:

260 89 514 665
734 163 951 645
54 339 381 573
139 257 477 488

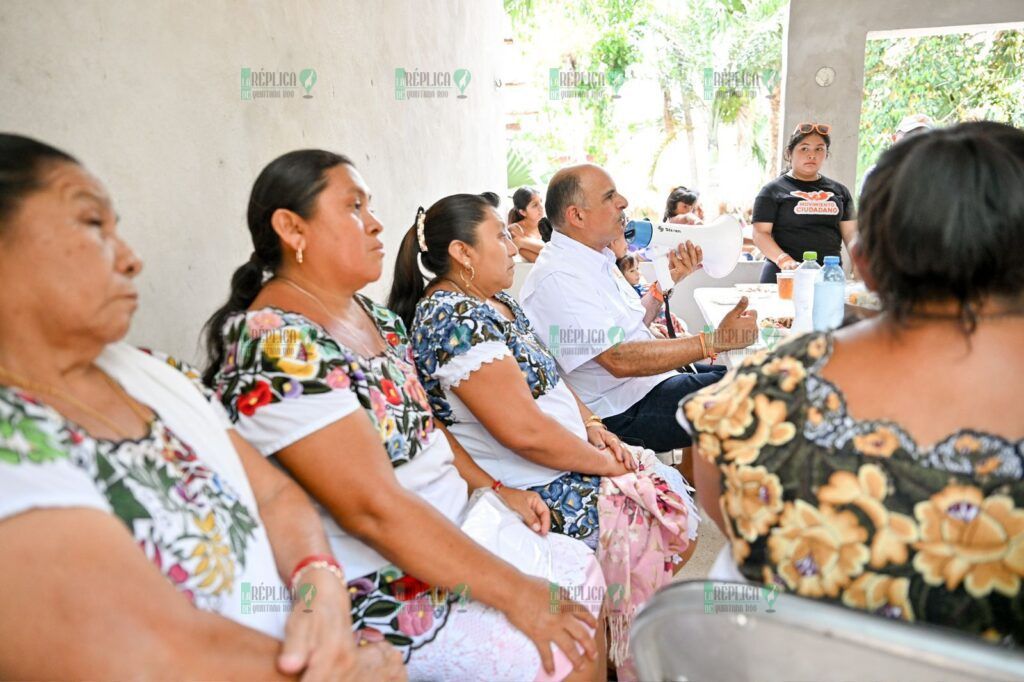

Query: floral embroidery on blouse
213 296 434 467
411 290 560 425
0 380 259 612
680 331 1024 646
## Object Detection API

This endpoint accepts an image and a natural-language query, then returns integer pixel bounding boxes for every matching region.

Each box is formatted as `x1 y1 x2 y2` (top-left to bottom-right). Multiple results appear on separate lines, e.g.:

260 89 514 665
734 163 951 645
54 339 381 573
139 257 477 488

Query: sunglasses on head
793 122 831 136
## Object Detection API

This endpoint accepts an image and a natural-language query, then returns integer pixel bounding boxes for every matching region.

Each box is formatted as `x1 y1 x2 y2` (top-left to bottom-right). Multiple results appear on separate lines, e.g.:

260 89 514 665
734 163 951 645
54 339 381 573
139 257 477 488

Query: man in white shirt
520 164 758 454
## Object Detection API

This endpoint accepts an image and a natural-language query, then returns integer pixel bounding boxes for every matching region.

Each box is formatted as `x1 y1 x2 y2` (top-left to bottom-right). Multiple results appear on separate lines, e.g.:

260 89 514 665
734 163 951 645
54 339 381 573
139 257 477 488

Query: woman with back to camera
752 123 857 283
681 121 1024 644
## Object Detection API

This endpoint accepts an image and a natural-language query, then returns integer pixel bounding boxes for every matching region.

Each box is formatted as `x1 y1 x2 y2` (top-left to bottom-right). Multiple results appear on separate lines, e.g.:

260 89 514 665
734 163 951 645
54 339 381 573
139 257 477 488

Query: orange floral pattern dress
678 332 1024 646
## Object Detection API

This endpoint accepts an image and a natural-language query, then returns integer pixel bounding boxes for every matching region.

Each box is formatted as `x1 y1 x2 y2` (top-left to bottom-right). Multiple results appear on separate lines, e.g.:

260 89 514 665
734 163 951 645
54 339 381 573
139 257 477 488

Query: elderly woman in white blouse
0 134 402 680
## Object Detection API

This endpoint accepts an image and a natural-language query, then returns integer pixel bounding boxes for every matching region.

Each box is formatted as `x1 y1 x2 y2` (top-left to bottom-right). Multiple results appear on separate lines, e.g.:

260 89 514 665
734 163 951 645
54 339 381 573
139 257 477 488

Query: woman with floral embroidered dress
387 191 699 554
387 192 699 676
0 135 403 680
203 149 604 681
678 121 1024 645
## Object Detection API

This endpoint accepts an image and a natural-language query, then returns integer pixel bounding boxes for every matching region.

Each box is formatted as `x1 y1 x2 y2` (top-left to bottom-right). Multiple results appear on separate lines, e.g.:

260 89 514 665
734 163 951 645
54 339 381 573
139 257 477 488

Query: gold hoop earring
296 248 304 264
460 263 476 287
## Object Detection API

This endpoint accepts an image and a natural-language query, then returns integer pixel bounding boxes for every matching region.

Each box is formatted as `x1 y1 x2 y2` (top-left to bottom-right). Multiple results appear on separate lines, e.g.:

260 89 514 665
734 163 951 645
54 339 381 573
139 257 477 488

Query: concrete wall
781 0 1024 193
0 0 506 363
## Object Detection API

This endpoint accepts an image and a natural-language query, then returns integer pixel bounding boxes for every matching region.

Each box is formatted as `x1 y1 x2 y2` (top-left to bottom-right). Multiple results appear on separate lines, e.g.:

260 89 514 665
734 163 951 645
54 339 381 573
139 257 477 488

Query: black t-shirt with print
752 173 855 263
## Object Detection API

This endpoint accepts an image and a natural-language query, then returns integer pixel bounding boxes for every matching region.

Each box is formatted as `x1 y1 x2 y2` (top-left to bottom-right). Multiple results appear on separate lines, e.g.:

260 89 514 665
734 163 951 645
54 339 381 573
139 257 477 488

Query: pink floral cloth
597 450 691 678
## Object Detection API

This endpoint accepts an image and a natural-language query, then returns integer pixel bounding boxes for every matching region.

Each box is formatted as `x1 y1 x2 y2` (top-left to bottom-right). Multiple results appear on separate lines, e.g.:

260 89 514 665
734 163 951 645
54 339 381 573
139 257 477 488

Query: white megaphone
624 214 743 290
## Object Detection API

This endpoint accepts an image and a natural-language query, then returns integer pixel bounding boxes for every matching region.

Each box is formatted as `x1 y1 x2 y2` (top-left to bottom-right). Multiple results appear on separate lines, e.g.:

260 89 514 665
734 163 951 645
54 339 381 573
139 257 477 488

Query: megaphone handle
653 256 674 292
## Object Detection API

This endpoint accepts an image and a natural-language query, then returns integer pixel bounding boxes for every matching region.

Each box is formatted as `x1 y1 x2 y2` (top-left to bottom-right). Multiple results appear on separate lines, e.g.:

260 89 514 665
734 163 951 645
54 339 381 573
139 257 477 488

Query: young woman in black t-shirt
752 123 858 283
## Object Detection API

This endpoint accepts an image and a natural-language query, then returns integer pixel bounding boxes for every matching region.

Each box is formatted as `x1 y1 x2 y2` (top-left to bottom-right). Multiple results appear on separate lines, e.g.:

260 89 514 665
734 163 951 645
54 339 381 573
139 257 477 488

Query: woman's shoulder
756 173 791 195
222 306 324 339
411 291 511 365
137 348 214 398
0 384 78 467
416 290 504 327
819 174 852 195
216 306 347 379
679 332 829 442
494 290 526 316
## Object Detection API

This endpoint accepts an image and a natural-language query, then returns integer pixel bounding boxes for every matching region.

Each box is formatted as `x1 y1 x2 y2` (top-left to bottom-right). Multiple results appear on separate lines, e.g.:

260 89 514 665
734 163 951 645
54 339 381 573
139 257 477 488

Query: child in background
615 254 686 338
616 253 645 296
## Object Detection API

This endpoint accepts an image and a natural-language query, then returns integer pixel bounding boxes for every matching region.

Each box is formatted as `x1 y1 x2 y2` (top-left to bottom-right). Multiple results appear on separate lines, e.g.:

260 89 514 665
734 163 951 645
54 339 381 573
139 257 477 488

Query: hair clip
415 207 427 253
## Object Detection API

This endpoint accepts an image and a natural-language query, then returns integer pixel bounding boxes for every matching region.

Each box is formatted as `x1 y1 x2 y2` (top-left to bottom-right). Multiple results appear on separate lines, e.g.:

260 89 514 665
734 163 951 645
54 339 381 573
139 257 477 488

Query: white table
693 285 796 368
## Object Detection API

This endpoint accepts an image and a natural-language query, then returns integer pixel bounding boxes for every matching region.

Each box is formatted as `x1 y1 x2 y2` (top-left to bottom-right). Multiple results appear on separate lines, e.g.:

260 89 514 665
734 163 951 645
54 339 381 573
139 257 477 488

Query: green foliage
507 146 540 188
503 0 536 25
576 0 652 162
858 30 1024 187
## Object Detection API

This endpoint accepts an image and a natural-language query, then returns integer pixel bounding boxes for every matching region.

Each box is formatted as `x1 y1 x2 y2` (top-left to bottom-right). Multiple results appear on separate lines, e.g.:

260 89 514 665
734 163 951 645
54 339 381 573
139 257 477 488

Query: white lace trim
435 341 513 391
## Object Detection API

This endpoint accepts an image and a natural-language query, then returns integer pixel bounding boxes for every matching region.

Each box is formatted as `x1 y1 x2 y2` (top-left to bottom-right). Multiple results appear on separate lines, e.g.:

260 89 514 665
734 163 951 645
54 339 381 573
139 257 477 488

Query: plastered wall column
781 0 1024 193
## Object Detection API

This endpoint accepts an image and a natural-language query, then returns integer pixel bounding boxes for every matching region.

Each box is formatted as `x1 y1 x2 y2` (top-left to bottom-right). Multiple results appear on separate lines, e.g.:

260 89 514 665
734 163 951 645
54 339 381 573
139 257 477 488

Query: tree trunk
769 83 781 174
648 85 679 189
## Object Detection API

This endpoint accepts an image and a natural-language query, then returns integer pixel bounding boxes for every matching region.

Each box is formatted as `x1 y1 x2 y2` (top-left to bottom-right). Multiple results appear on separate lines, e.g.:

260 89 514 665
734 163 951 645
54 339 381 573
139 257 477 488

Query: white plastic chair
631 580 1024 682
664 260 765 334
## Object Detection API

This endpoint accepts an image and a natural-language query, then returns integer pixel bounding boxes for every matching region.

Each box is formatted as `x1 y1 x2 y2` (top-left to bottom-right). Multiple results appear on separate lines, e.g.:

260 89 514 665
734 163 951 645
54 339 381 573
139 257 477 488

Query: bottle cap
823 256 841 265
803 251 818 261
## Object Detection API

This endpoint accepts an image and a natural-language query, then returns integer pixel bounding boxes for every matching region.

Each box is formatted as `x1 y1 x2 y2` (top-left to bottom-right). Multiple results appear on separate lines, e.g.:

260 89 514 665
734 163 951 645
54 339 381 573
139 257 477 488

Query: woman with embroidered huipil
0 135 403 680
680 122 1024 645
388 192 700 673
204 149 605 680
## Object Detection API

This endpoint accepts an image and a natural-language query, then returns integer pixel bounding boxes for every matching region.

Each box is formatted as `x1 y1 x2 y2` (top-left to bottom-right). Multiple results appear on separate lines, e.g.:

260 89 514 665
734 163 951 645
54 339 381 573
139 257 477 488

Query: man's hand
668 240 703 283
713 297 759 351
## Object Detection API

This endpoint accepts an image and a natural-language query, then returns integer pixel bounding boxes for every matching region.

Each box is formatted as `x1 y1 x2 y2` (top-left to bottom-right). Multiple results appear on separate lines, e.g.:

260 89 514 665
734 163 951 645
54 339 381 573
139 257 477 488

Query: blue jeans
602 364 727 451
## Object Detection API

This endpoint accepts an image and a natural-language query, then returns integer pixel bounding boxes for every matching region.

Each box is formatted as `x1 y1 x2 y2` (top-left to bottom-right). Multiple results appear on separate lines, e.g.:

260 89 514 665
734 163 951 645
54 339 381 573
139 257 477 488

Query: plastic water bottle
813 256 846 331
791 251 821 334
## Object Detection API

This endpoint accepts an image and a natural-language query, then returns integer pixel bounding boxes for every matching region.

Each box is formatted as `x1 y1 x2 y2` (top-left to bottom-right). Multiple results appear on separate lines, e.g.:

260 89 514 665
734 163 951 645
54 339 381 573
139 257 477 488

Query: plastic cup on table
776 272 795 300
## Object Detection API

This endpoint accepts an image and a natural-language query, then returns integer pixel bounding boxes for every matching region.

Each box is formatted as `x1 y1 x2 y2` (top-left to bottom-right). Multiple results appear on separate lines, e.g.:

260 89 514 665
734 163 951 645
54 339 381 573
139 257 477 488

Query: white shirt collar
549 229 617 271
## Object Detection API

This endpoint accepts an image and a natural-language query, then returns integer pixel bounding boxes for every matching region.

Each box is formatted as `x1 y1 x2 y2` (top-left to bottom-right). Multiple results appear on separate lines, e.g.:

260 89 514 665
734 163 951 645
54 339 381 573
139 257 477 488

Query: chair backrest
655 260 765 333
631 581 1024 682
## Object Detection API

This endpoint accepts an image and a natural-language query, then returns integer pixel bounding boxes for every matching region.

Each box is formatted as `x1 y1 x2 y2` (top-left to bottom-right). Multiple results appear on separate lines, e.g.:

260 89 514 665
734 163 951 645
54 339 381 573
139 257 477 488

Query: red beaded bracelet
289 554 344 592
491 479 504 493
